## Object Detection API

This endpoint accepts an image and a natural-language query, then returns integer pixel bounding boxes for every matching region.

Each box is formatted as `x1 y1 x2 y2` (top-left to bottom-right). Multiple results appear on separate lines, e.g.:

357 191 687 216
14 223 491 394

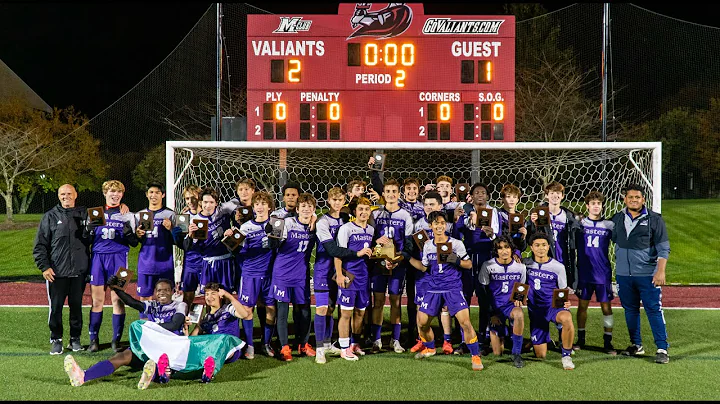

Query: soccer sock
257 305 267 331
299 305 312 345
314 314 327 348
556 323 563 340
263 324 275 345
460 327 465 344
276 302 290 347
392 323 401 341
339 337 350 349
84 360 115 382
561 347 572 357
443 333 451 342
242 319 255 346
578 328 586 342
89 311 102 341
511 334 523 355
112 314 125 342
371 324 382 341
466 336 480 356
603 332 613 345
421 336 436 349
325 315 335 344
351 333 362 345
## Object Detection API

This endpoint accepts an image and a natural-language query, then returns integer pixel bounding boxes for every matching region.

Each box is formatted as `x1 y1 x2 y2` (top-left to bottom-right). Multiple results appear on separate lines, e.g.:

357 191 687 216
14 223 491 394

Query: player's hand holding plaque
436 242 453 263
108 267 132 291
370 151 386 171
222 228 245 251
332 269 356 287
476 208 494 227
138 211 154 231
413 229 429 250
533 207 549 226
455 183 470 202
87 206 106 227
236 207 252 224
510 282 529 304
176 214 190 233
371 240 403 264
267 216 285 239
509 212 525 234
552 288 570 308
192 218 209 240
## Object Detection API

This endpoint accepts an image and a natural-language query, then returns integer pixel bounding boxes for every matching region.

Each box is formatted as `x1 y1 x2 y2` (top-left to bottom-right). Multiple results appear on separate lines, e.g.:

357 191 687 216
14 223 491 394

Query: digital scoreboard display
247 3 515 142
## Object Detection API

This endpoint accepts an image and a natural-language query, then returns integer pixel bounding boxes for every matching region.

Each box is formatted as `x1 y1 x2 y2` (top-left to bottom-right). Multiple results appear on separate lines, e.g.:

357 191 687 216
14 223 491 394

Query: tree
0 99 106 221
132 144 166 191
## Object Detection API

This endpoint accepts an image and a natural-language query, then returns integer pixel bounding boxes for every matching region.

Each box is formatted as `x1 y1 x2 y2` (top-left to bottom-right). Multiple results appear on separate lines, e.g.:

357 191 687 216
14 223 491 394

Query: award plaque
236 206 253 224
267 216 285 239
188 303 204 324
222 228 245 251
476 208 494 227
87 206 106 226
114 267 132 290
436 242 453 263
552 288 570 309
455 183 470 202
509 212 525 234
413 229 430 250
138 211 154 231
177 214 190 233
510 282 530 303
370 152 386 171
533 207 549 227
331 269 356 287
192 218 209 240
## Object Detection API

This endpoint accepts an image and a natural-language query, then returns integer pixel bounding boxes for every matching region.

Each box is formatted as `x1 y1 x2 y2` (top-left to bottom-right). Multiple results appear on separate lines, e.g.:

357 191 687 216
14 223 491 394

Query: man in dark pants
33 184 90 355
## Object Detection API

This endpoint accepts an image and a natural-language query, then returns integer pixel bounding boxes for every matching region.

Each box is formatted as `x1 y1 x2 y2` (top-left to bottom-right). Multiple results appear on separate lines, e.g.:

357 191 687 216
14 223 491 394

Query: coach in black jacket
33 184 90 355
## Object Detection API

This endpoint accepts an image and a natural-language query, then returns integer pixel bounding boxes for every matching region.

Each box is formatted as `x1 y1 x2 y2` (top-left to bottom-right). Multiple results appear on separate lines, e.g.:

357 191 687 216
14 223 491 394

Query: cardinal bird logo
348 3 413 40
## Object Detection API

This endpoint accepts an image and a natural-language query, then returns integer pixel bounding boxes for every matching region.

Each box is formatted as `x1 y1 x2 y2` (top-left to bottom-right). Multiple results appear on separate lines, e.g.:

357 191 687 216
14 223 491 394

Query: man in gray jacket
611 184 670 364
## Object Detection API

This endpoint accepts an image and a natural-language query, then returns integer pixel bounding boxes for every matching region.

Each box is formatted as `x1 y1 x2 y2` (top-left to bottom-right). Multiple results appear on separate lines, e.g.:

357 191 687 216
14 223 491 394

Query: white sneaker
325 342 342 356
63 355 85 387
391 338 406 353
372 339 382 352
562 355 575 370
244 345 255 360
351 343 366 356
340 347 359 361
315 347 327 364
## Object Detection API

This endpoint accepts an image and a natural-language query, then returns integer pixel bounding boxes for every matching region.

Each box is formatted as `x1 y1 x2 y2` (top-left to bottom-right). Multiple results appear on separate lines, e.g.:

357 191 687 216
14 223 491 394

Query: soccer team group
60 156 655 388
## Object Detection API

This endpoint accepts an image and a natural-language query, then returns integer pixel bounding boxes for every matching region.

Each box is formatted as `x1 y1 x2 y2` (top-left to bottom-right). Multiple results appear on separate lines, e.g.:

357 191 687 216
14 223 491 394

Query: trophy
552 288 570 308
113 267 132 291
436 242 453 263
87 206 106 226
192 218 209 240
371 240 404 268
476 208 494 227
267 216 285 239
138 211 154 231
176 214 190 233
370 151 386 171
533 207 549 226
236 206 253 224
413 229 430 250
455 183 470 202
331 269 356 287
222 228 245 251
510 282 530 303
187 303 204 324
509 212 525 234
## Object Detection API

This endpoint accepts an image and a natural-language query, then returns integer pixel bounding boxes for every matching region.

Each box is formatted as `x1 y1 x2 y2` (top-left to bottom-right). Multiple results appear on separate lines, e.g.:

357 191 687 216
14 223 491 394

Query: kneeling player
408 211 484 371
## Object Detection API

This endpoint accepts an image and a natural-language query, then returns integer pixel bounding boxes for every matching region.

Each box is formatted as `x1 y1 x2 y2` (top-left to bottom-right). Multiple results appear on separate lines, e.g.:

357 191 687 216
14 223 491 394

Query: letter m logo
342 296 351 303
273 17 312 33
241 295 249 302
421 302 428 309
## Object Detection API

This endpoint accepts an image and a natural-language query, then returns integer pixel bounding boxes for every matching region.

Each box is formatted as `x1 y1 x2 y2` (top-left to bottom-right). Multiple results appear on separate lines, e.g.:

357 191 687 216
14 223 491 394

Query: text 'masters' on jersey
576 218 614 284
523 258 567 309
91 206 136 254
143 300 187 335
238 218 273 278
370 206 414 252
550 209 569 264
336 221 374 290
272 217 316 286
478 258 526 310
315 214 347 289
136 207 176 275
421 238 468 292
400 200 425 222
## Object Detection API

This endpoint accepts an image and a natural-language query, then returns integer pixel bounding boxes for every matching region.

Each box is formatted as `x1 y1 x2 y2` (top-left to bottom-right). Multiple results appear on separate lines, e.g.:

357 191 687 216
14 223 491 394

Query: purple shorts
337 287 370 311
371 265 406 295
489 302 519 337
89 252 128 286
314 282 338 308
528 304 569 345
419 291 469 317
414 279 427 306
136 269 175 297
238 276 274 307
201 256 236 294
272 283 309 304
576 281 614 303
181 269 200 293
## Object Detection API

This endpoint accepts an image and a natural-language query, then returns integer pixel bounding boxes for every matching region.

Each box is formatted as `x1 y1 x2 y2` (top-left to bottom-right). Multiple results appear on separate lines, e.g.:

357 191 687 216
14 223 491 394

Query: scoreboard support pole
471 150 481 184
279 148 288 191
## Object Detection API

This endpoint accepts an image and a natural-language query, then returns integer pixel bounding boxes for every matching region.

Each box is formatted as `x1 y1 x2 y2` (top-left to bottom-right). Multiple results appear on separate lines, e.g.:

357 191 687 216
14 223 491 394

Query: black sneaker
572 339 585 351
87 339 100 353
111 340 122 352
480 344 493 357
512 354 524 368
67 338 84 352
621 344 645 356
50 339 63 355
604 343 617 356
655 349 669 364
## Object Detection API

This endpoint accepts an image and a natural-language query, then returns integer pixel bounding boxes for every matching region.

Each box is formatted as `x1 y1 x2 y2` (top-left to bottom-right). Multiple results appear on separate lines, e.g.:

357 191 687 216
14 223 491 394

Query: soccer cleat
414 347 437 359
655 349 669 364
280 345 293 361
410 339 425 353
561 355 575 370
512 354 525 368
604 343 618 356
340 347 359 361
471 355 484 371
201 356 215 383
137 359 157 390
315 348 327 364
67 338 83 352
262 344 275 358
51 339 63 355
572 339 584 351
244 345 255 360
111 339 122 352
299 343 316 357
325 342 342 356
372 339 383 353
621 344 645 356
351 343 366 356
390 339 405 353
442 340 453 355
156 353 170 384
87 339 100 353
64 355 85 387
453 343 469 356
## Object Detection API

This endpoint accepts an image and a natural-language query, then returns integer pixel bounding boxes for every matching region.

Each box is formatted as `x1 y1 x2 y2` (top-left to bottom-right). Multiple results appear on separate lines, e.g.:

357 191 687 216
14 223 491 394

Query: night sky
1 2 717 118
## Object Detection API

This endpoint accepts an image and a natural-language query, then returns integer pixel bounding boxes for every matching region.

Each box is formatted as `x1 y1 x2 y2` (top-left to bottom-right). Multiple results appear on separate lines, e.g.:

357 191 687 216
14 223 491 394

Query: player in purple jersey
496 184 528 255
478 236 527 368
86 180 138 353
524 232 576 370
229 178 257 292
63 278 186 388
334 197 374 361
269 193 317 361
572 191 617 355
176 185 202 309
271 181 300 219
135 183 176 308
408 211 484 371
425 175 463 221
236 191 277 359
368 178 414 354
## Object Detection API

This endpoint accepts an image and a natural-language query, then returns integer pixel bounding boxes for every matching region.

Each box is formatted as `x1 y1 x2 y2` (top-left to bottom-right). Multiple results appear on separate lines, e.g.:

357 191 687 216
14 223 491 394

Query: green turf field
2 199 718 283
1 306 718 400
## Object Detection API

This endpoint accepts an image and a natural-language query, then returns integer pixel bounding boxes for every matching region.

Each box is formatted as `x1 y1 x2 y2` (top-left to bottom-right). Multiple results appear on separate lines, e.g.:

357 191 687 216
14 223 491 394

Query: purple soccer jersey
136 207 176 275
90 206 136 254
576 217 614 285
192 202 238 258
399 199 425 222
315 213 347 290
238 219 273 278
549 209 569 265
413 216 453 283
271 217 315 287
370 206 414 252
200 303 241 338
453 205 500 265
271 207 295 219
183 210 204 272
421 237 469 292
335 221 375 291
478 258 527 310
143 300 187 335
524 258 567 309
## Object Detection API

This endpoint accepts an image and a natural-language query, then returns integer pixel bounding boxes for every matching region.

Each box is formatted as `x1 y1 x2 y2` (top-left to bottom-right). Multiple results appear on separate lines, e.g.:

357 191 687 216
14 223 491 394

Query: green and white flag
129 320 245 375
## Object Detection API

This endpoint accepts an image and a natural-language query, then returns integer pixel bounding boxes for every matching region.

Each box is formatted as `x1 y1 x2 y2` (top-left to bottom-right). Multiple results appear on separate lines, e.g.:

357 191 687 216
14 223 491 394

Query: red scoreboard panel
247 3 515 142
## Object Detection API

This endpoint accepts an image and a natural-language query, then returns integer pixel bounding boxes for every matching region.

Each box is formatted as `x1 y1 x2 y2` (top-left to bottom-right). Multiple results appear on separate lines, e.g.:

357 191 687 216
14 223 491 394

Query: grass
1 306 718 400
1 199 719 283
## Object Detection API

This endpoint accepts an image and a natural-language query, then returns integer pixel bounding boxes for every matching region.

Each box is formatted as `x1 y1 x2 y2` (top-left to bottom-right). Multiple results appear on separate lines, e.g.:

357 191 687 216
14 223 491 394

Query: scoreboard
247 3 515 142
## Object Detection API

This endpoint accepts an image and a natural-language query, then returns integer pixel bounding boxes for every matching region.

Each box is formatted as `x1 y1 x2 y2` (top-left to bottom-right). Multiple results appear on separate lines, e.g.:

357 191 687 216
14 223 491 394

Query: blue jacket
611 207 670 277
